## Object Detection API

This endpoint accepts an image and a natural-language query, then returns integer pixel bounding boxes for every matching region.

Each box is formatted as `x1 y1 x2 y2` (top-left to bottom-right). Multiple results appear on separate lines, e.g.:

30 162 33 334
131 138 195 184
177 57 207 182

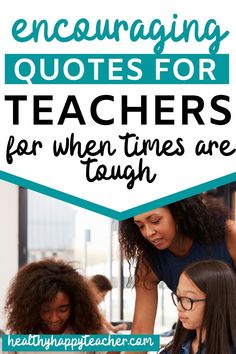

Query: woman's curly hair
119 194 231 269
5 258 102 334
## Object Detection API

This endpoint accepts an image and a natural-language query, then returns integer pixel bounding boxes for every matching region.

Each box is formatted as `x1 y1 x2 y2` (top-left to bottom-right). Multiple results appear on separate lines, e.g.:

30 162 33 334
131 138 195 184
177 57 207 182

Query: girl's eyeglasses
171 292 206 311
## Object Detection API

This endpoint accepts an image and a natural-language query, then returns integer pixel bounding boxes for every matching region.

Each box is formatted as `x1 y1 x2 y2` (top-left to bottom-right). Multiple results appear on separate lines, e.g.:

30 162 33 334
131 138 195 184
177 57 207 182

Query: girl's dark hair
119 195 230 276
5 258 102 334
168 260 236 354
90 274 112 292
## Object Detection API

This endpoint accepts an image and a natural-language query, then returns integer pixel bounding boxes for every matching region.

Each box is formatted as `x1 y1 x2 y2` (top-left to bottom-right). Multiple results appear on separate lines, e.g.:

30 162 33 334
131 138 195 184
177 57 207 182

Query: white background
0 0 235 212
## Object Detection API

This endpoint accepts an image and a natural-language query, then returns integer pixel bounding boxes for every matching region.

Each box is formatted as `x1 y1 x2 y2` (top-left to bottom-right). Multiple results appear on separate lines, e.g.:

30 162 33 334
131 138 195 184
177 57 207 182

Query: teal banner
5 54 228 84
2 334 160 352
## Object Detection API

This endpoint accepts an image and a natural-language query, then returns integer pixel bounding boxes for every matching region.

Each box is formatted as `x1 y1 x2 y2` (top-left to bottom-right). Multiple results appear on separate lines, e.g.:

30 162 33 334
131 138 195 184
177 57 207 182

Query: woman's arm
131 259 159 334
106 261 159 354
226 220 236 268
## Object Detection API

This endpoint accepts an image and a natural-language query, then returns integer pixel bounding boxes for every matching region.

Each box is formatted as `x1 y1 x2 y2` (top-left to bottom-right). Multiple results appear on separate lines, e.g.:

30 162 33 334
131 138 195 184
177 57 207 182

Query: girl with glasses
119 194 236 336
160 260 236 354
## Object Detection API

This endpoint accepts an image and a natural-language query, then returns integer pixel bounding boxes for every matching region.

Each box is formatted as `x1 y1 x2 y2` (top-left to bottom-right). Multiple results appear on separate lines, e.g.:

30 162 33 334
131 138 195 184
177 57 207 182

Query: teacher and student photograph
1 187 236 353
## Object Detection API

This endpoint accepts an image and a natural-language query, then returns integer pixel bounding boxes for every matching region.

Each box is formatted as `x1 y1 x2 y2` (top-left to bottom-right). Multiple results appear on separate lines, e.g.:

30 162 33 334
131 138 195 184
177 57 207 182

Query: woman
5 258 102 334
119 194 236 334
161 260 236 354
